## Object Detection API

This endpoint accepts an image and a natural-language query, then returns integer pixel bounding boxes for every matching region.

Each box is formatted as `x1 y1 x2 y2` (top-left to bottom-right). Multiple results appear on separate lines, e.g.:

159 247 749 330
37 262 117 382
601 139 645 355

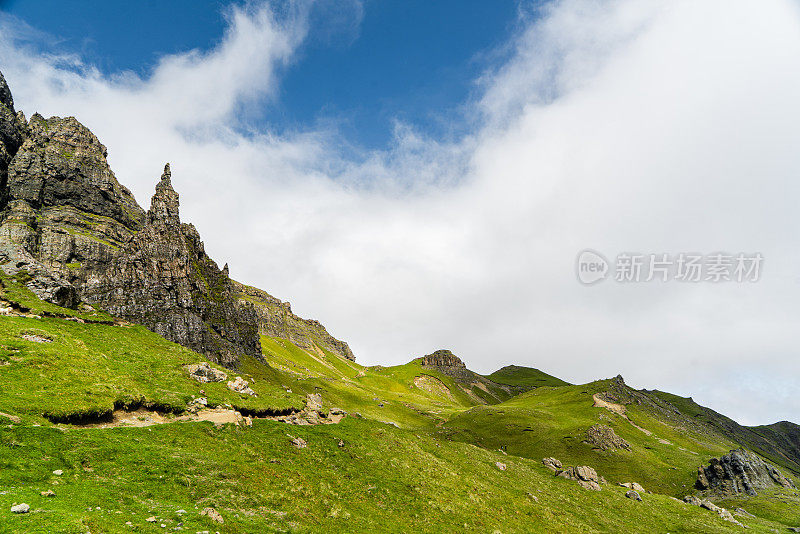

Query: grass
0 287 798 532
441 380 739 497
0 271 114 323
0 317 302 423
0 417 786 533
486 365 570 388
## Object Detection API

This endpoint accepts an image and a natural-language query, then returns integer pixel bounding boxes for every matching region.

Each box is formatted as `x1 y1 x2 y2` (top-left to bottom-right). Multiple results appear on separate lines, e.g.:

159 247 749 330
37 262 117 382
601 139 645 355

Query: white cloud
1 0 799 425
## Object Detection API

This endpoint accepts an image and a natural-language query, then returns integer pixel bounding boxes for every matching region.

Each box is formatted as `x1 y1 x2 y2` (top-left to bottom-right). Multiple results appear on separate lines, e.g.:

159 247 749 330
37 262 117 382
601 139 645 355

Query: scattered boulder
696 449 795 496
542 457 562 472
619 482 646 493
40 490 55 497
684 496 744 527
146 516 157 522
585 424 631 451
227 376 256 397
10 503 29 514
52 469 63 476
200 507 224 524
291 437 307 449
734 508 755 518
21 333 51 343
187 363 227 383
496 462 507 471
625 490 642 501
557 465 601 491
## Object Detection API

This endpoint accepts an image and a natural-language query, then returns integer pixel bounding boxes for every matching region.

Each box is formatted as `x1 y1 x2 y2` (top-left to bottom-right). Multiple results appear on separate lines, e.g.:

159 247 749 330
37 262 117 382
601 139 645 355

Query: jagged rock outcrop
0 72 259 367
585 424 631 451
420 349 474 381
82 165 261 367
233 281 355 362
695 449 796 496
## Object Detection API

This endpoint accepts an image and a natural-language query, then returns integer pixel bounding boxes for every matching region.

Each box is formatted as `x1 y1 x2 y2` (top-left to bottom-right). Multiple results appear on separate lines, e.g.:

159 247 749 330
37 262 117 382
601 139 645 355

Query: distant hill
487 364 570 389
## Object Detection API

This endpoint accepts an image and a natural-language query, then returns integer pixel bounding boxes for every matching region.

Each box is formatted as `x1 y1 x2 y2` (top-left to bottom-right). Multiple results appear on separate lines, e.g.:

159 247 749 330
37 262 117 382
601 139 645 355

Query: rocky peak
0 71 14 112
148 163 180 225
421 349 466 369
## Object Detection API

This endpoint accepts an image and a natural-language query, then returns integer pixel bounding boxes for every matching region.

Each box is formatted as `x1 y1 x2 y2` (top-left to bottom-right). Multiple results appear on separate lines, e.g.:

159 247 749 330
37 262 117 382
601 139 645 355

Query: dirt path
61 399 346 430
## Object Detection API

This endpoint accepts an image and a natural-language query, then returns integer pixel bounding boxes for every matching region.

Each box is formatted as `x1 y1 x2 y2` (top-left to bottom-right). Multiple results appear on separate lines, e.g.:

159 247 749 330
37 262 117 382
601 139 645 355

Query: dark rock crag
82 164 261 367
695 449 796 497
0 71 276 367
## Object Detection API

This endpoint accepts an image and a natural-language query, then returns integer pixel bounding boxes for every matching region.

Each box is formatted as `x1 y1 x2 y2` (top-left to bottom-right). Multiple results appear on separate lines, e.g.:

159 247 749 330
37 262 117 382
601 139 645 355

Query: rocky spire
0 71 14 112
148 163 180 224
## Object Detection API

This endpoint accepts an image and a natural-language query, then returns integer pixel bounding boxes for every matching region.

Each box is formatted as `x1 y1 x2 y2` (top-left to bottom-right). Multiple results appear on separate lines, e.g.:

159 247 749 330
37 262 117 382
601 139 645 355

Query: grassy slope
0 283 797 532
648 390 800 476
0 418 781 534
487 365 570 389
441 381 739 497
0 281 303 423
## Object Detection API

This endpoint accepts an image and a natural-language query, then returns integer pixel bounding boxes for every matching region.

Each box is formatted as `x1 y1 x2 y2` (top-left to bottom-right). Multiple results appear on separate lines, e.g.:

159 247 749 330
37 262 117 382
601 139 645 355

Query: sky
0 0 799 425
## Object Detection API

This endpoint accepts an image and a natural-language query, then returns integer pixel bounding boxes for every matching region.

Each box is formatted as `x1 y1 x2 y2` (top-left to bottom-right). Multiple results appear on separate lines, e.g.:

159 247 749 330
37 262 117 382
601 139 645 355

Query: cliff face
0 72 260 367
82 165 262 367
233 281 355 362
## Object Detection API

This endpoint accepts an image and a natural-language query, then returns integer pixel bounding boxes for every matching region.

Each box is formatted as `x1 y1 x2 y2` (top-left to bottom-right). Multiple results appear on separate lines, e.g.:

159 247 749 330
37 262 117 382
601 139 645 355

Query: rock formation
233 281 355 361
420 349 474 382
584 424 632 451
82 164 261 367
695 449 796 496
0 70 348 368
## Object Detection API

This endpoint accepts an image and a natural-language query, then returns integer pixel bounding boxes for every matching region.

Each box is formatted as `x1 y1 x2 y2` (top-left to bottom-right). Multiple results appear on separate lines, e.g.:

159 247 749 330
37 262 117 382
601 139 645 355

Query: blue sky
0 0 525 148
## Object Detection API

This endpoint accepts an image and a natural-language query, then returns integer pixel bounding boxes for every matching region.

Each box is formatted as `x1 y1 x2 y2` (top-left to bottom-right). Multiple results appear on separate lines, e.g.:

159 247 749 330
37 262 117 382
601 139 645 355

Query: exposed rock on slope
83 164 261 367
695 449 796 496
420 350 473 381
585 424 631 452
233 281 355 362
419 349 514 404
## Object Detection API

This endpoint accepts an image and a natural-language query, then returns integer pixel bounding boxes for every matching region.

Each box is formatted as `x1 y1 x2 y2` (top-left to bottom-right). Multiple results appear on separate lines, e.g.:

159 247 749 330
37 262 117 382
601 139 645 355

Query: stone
146 516 157 522
52 469 63 476
200 507 224 524
21 333 51 343
542 457 562 472
684 495 703 506
187 363 227 383
696 449 796 497
291 437 307 449
619 482 646 493
227 376 256 396
40 490 55 497
496 462 507 471
556 465 602 491
734 507 755 518
625 490 642 501
10 503 29 513
585 424 632 451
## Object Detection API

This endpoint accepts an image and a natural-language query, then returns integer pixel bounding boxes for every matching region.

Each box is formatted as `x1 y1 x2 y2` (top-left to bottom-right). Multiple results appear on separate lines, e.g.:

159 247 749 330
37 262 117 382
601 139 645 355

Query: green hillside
486 365 570 389
1 280 799 532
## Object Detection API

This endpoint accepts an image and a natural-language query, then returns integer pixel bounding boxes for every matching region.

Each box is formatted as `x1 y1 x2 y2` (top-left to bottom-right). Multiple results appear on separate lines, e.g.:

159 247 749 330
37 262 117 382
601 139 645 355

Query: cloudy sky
1 0 798 425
